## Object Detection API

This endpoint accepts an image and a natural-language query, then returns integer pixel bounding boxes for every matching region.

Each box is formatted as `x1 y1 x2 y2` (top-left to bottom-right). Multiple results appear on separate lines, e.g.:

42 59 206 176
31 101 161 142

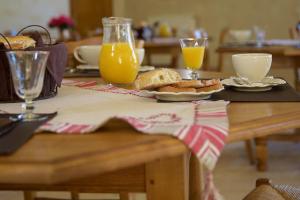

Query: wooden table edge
0 135 187 184
227 110 300 143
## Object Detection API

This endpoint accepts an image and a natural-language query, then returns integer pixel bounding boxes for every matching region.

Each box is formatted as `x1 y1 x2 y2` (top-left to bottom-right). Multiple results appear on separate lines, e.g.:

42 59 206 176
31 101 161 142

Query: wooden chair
217 28 256 166
253 27 300 171
243 178 300 200
288 26 300 91
216 27 230 72
289 27 300 40
254 130 300 171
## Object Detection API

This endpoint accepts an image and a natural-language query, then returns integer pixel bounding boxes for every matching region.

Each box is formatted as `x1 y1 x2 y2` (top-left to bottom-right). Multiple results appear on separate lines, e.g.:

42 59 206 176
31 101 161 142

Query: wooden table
1 71 300 200
216 45 300 90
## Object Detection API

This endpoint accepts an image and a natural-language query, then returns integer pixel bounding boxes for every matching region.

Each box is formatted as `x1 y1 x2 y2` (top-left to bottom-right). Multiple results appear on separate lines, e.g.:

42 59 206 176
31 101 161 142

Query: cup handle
73 47 87 64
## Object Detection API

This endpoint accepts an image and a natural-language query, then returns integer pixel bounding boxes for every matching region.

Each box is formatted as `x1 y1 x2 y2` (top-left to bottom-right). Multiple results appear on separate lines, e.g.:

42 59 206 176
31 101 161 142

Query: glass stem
22 99 34 118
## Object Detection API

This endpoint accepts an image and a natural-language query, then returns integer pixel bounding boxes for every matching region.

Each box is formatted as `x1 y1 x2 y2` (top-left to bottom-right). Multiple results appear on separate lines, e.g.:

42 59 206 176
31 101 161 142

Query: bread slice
135 68 182 90
0 36 36 49
196 81 223 92
158 86 196 93
172 80 205 88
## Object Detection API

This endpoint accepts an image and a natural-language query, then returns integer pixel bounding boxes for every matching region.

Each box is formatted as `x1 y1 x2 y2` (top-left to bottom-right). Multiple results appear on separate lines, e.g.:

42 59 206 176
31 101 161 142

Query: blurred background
1 0 299 67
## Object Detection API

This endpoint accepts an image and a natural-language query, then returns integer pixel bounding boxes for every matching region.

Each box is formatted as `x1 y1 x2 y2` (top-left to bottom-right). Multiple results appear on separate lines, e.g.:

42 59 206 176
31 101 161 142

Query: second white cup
232 53 272 82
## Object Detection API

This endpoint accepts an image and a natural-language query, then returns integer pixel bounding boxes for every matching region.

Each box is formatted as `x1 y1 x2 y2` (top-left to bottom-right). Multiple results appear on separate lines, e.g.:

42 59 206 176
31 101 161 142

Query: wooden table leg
245 140 256 165
170 48 180 67
292 57 300 91
293 66 299 90
119 192 130 200
189 153 203 200
23 191 35 200
145 53 152 66
71 191 79 200
145 153 189 200
255 137 268 171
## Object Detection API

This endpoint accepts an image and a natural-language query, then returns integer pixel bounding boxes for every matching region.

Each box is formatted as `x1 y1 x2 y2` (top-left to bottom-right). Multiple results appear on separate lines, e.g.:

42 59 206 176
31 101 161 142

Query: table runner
0 80 229 200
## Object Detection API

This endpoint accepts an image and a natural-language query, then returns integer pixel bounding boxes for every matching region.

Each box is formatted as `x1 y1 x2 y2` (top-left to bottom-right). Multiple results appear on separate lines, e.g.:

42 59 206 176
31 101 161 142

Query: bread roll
0 36 36 49
135 68 182 90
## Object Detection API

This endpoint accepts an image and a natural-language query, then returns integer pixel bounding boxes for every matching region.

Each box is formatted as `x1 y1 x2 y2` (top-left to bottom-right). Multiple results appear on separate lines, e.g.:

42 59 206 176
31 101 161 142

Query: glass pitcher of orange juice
99 17 139 86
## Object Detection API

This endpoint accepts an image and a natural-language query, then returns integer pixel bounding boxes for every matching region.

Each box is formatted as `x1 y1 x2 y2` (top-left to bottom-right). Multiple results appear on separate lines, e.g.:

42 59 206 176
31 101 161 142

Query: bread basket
0 25 67 102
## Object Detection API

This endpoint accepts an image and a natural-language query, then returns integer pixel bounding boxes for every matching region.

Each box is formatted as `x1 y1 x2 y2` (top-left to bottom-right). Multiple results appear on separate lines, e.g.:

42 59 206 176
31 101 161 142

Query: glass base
10 113 48 122
189 70 199 80
106 82 135 89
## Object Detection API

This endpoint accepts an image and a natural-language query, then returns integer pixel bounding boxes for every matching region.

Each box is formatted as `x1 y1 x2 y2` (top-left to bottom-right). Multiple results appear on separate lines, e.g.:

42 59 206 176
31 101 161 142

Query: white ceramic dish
229 30 252 43
77 65 98 70
221 77 286 92
142 87 224 102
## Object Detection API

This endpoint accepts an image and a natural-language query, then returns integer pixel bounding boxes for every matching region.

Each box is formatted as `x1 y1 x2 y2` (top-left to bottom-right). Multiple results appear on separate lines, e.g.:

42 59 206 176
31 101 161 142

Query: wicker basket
0 25 67 102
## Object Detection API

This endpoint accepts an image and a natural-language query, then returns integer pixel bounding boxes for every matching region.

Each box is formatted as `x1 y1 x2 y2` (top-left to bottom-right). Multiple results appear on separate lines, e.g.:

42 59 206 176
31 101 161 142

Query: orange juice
182 46 205 70
99 43 138 84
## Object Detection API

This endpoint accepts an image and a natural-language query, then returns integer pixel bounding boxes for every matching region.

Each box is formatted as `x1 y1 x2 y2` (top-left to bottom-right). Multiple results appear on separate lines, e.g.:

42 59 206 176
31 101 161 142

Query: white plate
221 77 286 92
142 87 224 102
139 66 155 72
76 65 155 72
77 65 98 70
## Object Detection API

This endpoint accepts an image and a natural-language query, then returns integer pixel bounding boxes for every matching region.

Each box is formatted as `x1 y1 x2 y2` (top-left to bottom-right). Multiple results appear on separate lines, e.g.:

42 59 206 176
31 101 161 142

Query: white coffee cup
232 53 272 82
74 45 145 66
74 45 101 66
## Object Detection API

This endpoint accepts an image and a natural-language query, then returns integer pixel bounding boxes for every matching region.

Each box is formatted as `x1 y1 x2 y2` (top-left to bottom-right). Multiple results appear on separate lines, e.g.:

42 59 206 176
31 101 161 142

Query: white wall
0 0 69 37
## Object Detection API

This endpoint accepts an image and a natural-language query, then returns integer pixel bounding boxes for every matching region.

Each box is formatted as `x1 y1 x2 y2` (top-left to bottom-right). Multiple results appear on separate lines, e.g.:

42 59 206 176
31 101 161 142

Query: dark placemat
210 83 300 102
0 113 57 155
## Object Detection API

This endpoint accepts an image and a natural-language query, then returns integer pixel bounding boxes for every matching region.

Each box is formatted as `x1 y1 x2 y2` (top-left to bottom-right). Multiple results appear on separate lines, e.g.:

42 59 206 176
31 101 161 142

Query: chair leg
244 140 255 165
255 137 268 171
296 67 300 91
24 191 36 200
119 192 130 200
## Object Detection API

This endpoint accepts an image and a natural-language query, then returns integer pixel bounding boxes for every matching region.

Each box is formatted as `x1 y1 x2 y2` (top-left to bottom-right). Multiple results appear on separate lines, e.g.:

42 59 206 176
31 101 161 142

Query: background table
216 45 300 90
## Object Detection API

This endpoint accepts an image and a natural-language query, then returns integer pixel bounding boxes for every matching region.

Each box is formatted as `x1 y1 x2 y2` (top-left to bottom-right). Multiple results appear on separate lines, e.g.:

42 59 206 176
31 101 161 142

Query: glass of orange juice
99 17 139 86
179 37 207 80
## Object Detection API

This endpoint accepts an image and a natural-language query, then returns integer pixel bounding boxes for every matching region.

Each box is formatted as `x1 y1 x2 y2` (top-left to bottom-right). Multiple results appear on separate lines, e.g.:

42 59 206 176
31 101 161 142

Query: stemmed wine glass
6 51 49 121
179 37 208 80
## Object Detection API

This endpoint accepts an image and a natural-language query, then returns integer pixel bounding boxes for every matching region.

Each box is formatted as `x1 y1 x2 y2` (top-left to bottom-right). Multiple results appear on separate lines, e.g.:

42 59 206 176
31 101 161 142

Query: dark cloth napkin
0 112 57 155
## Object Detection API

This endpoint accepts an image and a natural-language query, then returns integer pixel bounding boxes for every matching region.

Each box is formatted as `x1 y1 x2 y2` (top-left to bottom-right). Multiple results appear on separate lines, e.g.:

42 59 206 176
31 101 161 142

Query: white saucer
76 65 155 72
221 77 286 92
233 86 273 92
77 65 98 70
